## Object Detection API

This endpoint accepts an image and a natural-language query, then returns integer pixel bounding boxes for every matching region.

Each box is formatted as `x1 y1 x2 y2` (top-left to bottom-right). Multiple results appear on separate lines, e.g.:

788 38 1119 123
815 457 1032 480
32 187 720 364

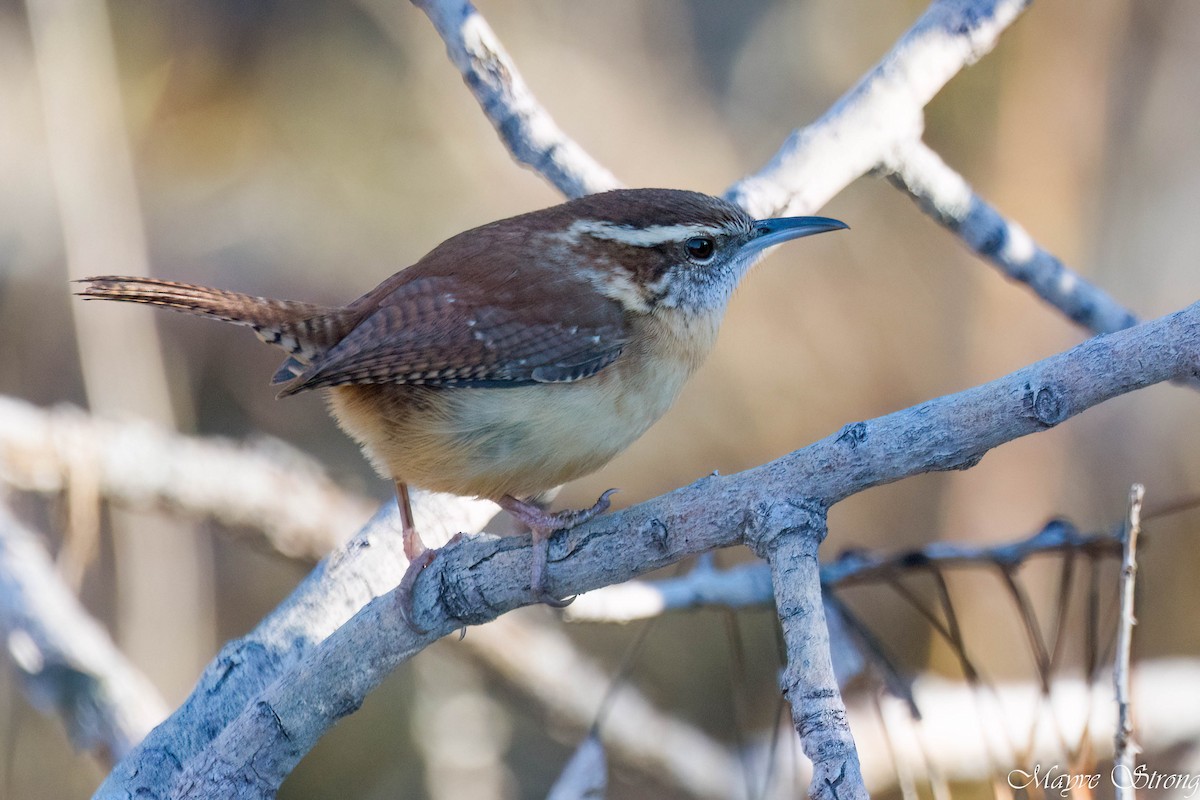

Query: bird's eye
685 236 715 262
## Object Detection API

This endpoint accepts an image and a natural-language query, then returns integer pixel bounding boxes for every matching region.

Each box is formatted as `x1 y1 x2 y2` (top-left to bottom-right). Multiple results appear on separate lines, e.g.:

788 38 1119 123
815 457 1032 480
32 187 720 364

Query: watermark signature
1008 764 1200 798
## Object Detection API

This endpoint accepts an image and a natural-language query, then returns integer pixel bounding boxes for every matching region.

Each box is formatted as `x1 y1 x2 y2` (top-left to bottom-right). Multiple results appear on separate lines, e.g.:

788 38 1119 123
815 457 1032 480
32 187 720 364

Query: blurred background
1 0 1199 797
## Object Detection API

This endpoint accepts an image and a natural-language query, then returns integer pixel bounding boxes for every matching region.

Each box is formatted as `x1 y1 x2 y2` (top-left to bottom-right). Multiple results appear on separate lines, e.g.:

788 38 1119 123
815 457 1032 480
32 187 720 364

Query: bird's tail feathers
76 276 354 361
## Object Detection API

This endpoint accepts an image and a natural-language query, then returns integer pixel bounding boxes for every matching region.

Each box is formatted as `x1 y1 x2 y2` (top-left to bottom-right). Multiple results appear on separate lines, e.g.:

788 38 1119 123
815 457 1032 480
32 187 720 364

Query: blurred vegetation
2 0 1199 797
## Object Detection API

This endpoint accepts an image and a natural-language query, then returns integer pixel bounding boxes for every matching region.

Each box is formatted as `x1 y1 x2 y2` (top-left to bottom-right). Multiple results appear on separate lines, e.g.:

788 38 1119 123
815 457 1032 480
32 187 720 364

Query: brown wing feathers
77 273 629 396
278 276 626 394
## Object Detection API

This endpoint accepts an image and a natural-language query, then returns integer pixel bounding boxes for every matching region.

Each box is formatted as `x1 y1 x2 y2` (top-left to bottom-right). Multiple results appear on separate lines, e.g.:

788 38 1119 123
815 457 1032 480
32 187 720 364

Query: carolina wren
78 188 846 618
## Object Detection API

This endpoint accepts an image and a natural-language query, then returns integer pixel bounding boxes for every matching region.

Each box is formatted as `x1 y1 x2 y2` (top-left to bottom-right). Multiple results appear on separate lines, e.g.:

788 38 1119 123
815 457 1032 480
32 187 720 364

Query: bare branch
744 502 868 800
95 492 498 799
75 1 1196 793
0 396 374 560
884 139 1139 335
1113 483 1144 798
409 0 622 198
567 520 1120 623
726 0 1031 218
156 300 1200 799
566 559 771 623
0 500 167 762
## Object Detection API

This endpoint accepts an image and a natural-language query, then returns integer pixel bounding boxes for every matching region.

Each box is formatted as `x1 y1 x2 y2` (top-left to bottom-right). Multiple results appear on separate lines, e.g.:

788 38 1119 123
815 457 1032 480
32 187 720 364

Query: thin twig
460 616 740 800
566 520 1120 622
995 565 1052 693
1113 484 1144 799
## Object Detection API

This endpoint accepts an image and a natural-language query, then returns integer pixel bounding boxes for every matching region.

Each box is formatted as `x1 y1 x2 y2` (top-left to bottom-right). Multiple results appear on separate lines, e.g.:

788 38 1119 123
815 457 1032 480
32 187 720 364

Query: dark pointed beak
744 215 848 257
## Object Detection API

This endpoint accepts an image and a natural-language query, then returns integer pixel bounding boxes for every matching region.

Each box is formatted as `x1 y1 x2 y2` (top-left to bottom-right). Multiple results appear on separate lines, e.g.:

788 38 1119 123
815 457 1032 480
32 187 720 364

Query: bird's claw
396 547 438 635
539 592 576 608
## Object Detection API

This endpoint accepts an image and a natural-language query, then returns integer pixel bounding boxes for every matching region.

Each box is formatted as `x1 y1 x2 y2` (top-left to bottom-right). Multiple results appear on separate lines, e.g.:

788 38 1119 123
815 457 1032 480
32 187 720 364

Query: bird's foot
396 533 464 634
396 547 438 634
394 479 440 634
499 489 618 607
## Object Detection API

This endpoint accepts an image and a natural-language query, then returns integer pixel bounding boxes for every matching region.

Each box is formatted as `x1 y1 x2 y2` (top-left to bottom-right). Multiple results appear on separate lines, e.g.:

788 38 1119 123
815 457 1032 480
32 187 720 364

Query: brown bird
77 188 845 622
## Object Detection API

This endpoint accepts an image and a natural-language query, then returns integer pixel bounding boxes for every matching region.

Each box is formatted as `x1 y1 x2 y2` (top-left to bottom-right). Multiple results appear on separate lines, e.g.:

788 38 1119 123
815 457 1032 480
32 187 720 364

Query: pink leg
395 481 434 633
397 480 423 561
499 489 617 607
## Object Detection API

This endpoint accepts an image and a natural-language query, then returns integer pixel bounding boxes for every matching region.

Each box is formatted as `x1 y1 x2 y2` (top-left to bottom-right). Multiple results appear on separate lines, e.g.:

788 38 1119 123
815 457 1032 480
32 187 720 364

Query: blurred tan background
2 0 1199 797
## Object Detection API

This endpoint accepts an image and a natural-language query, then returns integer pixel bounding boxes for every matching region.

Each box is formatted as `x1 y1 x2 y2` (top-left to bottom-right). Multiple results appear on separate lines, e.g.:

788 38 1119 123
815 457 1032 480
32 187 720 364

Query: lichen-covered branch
155 300 1198 799
0 501 167 763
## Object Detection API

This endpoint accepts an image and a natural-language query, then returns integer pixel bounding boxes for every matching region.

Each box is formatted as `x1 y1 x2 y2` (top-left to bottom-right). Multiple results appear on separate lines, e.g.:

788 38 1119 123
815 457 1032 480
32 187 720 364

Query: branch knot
1023 381 1070 427
742 498 827 560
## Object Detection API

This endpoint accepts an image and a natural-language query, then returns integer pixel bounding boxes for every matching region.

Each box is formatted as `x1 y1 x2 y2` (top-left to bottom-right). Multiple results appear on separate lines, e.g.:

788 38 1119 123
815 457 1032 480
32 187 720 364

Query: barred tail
76 276 353 362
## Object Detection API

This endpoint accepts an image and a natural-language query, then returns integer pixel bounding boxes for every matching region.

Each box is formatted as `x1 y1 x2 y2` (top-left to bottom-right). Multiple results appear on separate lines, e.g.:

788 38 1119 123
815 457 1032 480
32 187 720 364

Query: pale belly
326 353 696 500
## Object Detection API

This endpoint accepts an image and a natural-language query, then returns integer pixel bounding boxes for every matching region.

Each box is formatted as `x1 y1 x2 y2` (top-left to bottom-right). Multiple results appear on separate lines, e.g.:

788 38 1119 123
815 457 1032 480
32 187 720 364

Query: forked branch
158 301 1198 798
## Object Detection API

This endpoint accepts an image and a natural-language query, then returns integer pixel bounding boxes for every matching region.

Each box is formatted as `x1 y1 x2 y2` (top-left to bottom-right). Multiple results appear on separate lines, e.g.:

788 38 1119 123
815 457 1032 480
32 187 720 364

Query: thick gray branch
0 501 167 762
410 0 621 198
165 301 1200 798
94 492 497 799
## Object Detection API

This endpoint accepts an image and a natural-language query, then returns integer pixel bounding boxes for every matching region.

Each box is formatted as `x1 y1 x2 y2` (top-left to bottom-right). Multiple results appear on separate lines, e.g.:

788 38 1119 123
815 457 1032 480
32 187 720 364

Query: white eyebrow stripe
569 220 728 247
